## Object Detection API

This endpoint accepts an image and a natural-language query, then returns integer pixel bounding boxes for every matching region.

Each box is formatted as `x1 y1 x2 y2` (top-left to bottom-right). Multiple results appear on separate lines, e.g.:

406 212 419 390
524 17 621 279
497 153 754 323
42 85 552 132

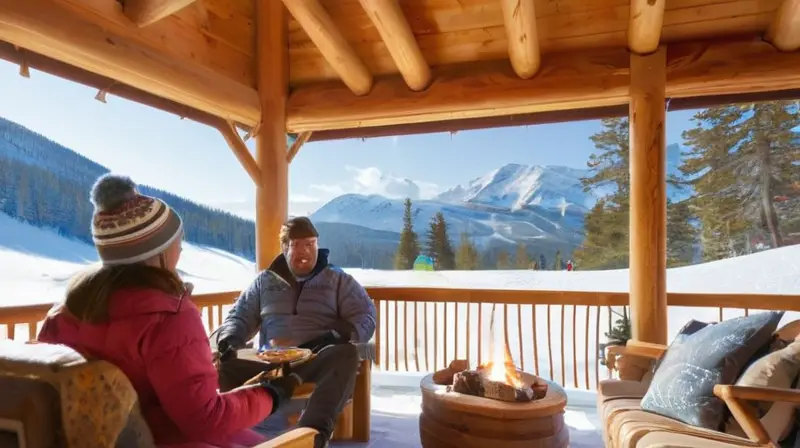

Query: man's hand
216 339 238 364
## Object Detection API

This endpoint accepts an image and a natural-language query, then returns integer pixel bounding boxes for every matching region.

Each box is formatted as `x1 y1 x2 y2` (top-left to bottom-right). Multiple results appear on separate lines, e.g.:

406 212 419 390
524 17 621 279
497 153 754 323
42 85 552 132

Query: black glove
260 364 302 413
217 338 239 363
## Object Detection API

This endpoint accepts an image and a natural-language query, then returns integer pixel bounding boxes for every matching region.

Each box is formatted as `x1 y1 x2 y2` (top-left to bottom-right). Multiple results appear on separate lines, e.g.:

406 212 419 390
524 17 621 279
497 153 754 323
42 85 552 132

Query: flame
478 303 524 388
480 335 524 388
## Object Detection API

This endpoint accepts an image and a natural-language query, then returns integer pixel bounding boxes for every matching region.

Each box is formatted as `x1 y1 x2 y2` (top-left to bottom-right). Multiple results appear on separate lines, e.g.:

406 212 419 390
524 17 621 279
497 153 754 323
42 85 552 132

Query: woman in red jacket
38 174 298 448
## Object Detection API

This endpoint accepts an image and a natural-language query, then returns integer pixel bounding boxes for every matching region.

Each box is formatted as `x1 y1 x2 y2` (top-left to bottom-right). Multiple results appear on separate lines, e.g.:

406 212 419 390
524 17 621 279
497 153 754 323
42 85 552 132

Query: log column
629 47 668 345
255 1 289 270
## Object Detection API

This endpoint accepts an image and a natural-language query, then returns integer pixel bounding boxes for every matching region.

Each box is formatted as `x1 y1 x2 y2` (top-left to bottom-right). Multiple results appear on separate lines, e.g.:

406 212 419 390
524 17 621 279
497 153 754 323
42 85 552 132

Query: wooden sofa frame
607 340 800 448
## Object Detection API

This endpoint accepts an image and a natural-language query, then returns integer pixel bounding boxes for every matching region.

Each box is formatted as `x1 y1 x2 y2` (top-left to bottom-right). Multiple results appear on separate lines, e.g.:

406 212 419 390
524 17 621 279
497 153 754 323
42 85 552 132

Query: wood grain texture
255 0 289 269
0 0 260 125
629 47 668 345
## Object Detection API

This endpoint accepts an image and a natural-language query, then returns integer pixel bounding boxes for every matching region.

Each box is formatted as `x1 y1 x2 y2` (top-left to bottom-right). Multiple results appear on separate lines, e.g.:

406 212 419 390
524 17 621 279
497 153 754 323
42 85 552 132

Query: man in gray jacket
214 217 377 448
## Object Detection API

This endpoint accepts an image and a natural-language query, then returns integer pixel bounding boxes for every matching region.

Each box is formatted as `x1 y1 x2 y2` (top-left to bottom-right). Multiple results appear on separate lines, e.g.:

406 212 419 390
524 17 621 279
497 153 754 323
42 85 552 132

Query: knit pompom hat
89 174 183 266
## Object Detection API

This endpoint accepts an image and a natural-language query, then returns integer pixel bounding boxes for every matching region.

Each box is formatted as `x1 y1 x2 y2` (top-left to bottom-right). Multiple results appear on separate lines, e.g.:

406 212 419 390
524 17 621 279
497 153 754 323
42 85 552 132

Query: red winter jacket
38 288 274 447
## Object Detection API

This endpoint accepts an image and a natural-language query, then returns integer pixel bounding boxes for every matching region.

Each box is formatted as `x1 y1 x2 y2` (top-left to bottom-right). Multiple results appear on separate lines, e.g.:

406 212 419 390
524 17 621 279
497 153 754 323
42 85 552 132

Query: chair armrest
714 385 800 404
713 385 800 446
254 428 318 448
606 340 667 359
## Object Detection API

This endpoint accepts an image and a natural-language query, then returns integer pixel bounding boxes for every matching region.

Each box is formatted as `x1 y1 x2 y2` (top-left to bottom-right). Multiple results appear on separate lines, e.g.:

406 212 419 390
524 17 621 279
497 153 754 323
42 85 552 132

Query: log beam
255 0 290 270
766 0 800 51
628 0 665 54
629 47 668 345
216 120 263 188
0 0 260 127
282 0 373 96
500 0 540 79
286 132 313 163
122 0 197 27
286 36 800 133
358 0 430 91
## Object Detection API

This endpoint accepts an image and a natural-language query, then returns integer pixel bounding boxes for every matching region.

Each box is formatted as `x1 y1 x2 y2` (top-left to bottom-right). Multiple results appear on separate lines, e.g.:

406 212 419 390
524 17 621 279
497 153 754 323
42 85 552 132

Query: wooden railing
2 288 799 391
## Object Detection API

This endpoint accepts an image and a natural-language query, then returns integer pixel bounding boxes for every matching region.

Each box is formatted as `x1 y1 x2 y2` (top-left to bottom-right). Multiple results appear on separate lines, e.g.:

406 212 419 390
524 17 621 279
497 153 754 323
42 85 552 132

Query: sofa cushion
725 341 800 442
611 409 758 448
635 430 759 447
641 311 784 430
652 320 711 374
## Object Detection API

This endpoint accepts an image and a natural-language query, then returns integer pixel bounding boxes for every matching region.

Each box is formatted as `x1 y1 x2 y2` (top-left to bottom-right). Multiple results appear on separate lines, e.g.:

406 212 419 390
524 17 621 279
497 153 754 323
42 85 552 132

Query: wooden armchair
599 340 800 448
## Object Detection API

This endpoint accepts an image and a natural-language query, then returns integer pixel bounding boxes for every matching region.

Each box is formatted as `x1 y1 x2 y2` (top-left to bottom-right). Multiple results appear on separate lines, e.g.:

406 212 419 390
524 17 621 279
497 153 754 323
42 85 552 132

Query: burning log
448 366 548 403
432 359 468 385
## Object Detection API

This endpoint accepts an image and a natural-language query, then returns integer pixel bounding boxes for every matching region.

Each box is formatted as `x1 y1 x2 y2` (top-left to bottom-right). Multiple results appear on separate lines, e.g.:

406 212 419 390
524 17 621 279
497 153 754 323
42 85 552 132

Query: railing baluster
28 322 37 341
206 307 213 334
216 306 223 331
394 300 399 371
477 303 482 366
572 305 578 388
584 305 590 390
466 303 471 366
518 303 524 371
560 305 566 386
547 305 553 381
414 301 420 372
434 302 438 371
719 307 724 322
503 303 510 356
375 299 381 369
443 302 448 369
595 305 601 388
455 302 459 362
403 301 409 371
8 324 15 340
424 302 429 371
532 304 539 376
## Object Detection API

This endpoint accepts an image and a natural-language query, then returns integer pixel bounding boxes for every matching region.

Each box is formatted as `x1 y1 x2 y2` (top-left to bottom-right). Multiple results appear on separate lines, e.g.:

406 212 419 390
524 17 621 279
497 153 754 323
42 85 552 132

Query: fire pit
419 359 569 447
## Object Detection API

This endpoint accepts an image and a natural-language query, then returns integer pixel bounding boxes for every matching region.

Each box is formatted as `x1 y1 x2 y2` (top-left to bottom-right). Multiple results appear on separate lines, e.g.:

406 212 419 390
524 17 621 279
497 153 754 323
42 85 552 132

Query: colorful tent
413 255 435 271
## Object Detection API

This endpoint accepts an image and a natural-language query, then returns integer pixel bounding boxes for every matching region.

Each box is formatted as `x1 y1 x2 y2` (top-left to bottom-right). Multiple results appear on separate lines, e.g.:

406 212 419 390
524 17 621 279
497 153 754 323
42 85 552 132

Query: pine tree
574 117 631 269
455 232 480 270
394 198 420 269
496 249 511 269
514 243 530 269
425 212 455 270
552 249 563 270
666 199 696 267
680 102 798 257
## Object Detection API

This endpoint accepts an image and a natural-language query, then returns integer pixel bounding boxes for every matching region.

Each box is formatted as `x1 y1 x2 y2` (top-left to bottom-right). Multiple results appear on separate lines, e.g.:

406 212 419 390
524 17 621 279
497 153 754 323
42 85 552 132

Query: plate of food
256 347 313 365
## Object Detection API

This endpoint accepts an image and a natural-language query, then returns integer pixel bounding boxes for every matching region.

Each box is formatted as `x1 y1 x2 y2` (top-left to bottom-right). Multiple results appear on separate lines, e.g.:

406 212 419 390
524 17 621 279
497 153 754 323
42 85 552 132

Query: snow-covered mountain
435 164 596 213
311 164 594 252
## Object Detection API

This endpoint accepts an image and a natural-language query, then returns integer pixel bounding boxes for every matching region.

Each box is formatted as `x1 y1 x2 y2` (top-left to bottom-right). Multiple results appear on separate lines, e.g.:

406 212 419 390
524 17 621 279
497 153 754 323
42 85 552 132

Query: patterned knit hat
89 174 183 266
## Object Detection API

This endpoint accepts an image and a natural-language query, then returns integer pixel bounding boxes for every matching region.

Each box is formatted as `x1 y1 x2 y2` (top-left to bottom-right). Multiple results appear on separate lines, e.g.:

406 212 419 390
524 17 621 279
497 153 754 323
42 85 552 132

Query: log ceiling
1 0 800 139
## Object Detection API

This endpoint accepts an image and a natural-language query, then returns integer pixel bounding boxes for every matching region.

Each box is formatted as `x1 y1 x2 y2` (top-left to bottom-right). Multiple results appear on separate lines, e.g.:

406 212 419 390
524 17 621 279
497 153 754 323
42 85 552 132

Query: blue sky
0 60 698 217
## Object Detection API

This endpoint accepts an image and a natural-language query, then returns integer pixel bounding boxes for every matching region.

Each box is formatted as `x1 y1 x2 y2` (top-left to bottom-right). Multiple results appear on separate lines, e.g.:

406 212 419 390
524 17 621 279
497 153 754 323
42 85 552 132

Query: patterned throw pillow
641 311 785 430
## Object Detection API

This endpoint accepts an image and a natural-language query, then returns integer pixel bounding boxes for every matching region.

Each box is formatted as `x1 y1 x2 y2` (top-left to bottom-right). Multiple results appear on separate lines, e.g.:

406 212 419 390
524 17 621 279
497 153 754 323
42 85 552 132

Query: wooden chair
599 339 800 448
286 356 373 442
0 340 317 448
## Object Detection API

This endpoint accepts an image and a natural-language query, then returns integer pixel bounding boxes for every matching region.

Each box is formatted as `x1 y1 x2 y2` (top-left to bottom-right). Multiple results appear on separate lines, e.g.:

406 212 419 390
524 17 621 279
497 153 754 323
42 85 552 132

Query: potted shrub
603 308 653 381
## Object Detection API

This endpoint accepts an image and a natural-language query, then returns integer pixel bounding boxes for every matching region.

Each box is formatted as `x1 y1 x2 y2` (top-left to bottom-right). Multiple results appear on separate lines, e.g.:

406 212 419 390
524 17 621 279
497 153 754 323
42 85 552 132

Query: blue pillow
641 311 785 430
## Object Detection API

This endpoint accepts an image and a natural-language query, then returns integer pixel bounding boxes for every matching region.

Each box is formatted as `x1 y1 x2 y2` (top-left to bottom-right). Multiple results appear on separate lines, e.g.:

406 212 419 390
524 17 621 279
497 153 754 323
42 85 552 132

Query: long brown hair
64 264 185 324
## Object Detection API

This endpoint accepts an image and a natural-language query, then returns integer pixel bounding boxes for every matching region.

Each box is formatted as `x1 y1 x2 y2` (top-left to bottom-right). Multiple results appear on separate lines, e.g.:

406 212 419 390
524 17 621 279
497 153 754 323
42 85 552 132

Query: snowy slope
436 164 596 212
311 164 599 251
311 194 586 250
2 210 797 305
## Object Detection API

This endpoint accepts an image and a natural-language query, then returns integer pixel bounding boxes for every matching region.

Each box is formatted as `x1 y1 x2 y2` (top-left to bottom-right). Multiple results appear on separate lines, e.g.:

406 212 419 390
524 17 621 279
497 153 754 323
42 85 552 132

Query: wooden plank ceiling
1 0 800 136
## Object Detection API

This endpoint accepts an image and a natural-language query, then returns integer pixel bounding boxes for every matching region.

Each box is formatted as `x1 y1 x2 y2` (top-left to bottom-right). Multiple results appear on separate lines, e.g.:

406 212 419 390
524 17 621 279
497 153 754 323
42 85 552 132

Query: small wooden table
419 373 569 448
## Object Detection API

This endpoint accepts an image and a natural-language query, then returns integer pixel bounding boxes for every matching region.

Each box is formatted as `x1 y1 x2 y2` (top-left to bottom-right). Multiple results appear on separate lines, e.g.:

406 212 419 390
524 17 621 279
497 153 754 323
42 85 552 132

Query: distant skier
566 260 574 272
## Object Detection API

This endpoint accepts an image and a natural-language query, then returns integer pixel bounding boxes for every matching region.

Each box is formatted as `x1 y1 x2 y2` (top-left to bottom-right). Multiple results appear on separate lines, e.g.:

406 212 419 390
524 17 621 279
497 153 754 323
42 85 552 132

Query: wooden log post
255 1 289 270
628 47 668 345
